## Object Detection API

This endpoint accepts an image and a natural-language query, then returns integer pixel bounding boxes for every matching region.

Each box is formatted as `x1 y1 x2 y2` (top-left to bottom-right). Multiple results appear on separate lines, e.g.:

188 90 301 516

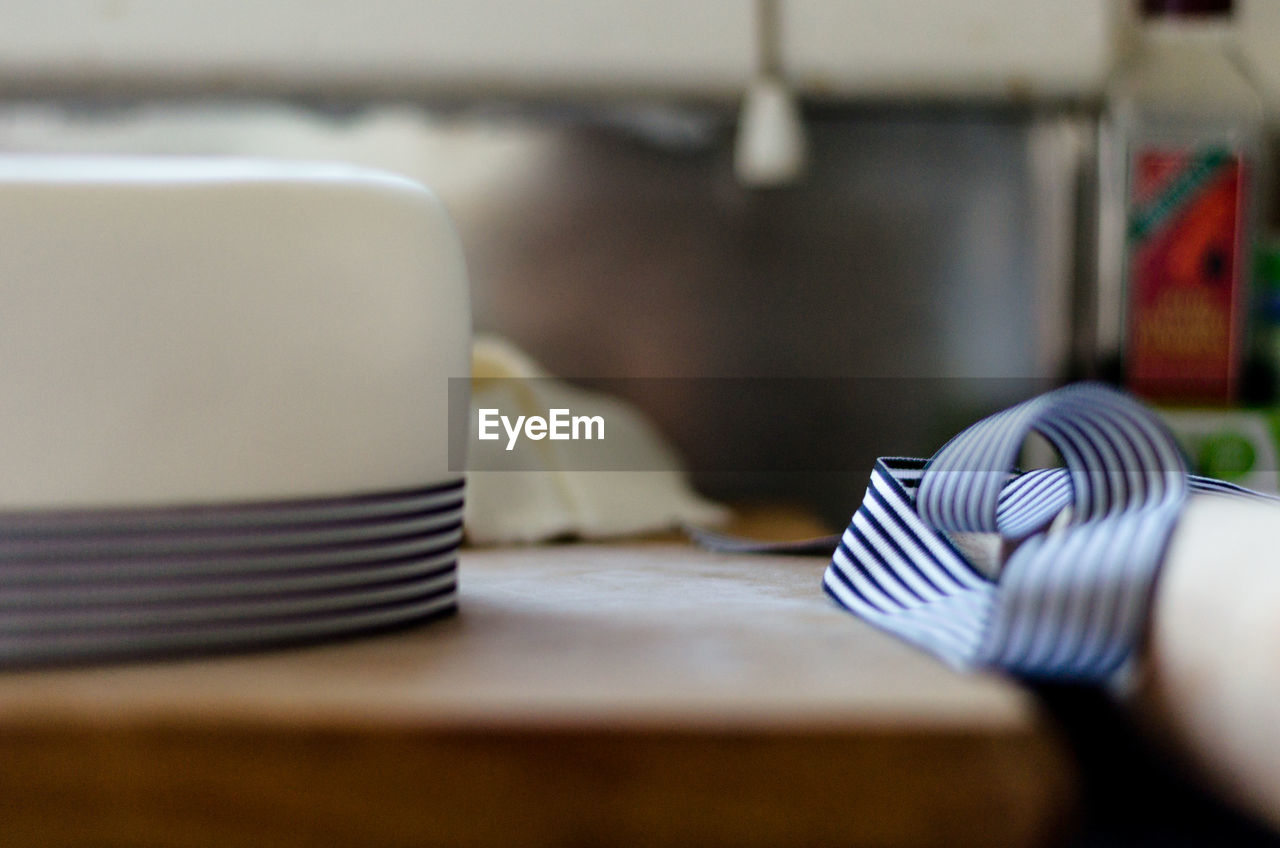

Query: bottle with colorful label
1098 0 1265 404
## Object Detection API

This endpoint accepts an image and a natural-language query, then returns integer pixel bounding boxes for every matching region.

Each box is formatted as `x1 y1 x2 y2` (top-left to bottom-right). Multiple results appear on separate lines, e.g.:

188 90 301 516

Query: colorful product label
1124 147 1246 404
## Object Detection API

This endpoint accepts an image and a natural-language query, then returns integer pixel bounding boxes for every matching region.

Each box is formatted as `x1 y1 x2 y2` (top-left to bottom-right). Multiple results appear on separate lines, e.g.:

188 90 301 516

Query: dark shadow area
1034 683 1280 847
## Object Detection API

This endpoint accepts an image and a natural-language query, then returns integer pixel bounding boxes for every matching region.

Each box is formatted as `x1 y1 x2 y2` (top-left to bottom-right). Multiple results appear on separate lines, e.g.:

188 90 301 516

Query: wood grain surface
0 538 1076 847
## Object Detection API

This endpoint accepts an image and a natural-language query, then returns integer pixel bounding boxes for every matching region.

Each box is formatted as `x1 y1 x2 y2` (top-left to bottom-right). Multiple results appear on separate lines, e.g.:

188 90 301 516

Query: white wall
781 0 1117 101
0 0 1109 101
0 1 1277 107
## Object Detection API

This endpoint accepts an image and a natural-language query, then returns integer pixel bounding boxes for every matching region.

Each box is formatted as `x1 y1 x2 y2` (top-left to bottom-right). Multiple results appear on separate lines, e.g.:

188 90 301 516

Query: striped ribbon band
0 479 465 665
823 383 1275 681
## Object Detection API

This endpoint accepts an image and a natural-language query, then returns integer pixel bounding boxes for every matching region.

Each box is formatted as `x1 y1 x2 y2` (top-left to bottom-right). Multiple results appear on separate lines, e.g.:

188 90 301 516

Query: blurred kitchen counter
0 518 1075 848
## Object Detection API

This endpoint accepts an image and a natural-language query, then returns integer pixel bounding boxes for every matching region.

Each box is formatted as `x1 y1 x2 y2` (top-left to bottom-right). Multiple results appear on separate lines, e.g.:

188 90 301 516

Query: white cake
0 155 470 663
0 155 469 506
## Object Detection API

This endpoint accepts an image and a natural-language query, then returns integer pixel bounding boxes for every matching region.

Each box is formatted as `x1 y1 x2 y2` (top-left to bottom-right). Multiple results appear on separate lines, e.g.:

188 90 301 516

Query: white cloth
464 337 727 544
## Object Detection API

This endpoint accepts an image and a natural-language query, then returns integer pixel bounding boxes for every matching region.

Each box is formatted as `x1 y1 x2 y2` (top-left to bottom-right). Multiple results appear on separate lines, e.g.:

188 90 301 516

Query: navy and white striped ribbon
823 383 1275 681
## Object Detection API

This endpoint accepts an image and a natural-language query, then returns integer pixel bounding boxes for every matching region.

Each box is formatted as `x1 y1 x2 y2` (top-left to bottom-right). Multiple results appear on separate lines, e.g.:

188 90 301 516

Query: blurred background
6 0 1265 525
3 2 1279 522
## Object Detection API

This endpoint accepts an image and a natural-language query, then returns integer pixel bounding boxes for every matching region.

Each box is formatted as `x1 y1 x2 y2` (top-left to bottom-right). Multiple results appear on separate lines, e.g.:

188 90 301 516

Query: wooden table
0 536 1075 847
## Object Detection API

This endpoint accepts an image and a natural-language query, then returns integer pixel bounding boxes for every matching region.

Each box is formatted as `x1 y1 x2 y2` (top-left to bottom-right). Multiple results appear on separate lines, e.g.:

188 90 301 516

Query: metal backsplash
467 108 1088 523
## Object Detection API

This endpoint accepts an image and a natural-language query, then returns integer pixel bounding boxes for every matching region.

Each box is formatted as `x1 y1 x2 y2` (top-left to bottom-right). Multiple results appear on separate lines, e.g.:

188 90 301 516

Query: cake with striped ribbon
0 156 469 663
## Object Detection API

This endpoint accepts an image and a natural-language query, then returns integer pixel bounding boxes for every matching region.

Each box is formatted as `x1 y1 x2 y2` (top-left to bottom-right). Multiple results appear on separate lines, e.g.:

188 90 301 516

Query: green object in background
1159 407 1279 492
1197 431 1257 481
1256 244 1280 293
1255 242 1280 388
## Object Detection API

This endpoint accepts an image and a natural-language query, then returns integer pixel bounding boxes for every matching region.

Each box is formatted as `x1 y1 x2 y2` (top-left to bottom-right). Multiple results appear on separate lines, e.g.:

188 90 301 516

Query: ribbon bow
824 383 1271 680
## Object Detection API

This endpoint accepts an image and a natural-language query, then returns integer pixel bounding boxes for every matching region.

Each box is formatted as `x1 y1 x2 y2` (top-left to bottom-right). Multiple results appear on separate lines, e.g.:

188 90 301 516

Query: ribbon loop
916 383 1188 538
823 383 1258 681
